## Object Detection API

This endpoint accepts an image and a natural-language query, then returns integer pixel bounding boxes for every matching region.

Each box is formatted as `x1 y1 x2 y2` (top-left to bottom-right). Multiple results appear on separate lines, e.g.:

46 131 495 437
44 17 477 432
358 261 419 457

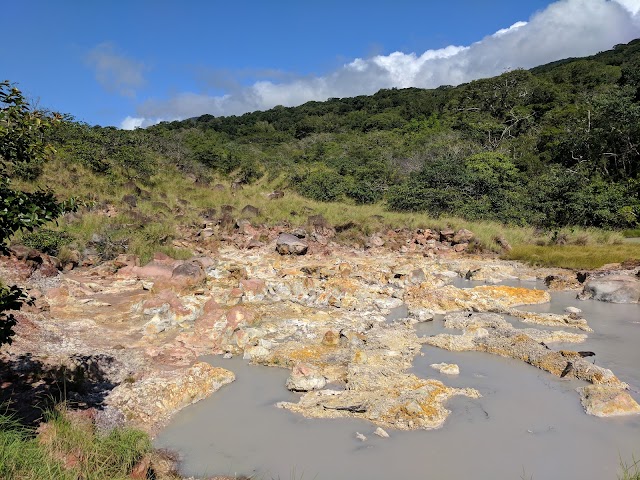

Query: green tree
0 81 71 346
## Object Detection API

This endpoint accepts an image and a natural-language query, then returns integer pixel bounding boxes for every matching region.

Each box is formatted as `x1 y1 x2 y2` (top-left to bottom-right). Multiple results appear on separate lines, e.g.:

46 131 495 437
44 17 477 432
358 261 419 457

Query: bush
296 169 348 202
21 229 70 256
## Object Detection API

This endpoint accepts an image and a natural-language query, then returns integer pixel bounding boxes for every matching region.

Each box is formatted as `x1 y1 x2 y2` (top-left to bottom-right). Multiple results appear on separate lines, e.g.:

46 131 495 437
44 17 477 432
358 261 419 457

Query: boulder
171 261 205 283
241 205 259 218
285 363 327 392
307 215 335 237
276 233 308 255
453 229 474 244
577 385 640 417
578 275 640 304
122 194 137 208
439 229 455 242
367 235 385 248
268 190 285 200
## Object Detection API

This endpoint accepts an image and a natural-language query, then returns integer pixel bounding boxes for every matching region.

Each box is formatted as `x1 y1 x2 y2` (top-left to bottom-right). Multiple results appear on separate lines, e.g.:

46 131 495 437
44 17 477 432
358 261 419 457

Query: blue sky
4 0 640 128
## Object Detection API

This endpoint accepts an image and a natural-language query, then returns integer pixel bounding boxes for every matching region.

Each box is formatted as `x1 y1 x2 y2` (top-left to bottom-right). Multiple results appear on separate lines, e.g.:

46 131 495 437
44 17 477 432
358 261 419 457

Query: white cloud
87 43 146 97
614 0 640 14
492 21 529 37
120 116 145 130
125 0 640 128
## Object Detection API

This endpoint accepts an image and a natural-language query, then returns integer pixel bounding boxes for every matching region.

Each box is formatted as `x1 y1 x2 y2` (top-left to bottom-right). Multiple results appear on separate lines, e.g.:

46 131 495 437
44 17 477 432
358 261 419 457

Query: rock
213 183 226 191
367 235 385 248
565 306 582 314
243 345 270 361
241 205 260 218
453 229 474 244
247 237 265 249
218 213 235 230
430 363 460 375
171 261 205 284
453 243 468 252
200 228 215 238
286 363 327 392
494 235 512 252
578 275 640 304
276 233 309 255
355 432 367 442
577 385 640 417
291 228 307 239
322 330 340 346
122 194 137 208
409 307 434 323
107 362 235 431
374 427 389 438
268 190 285 200
307 215 335 237
439 229 455 242
409 268 426 284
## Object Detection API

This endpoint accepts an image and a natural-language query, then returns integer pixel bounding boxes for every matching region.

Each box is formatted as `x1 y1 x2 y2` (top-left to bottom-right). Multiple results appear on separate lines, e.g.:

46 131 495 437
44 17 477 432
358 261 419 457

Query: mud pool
155 291 640 480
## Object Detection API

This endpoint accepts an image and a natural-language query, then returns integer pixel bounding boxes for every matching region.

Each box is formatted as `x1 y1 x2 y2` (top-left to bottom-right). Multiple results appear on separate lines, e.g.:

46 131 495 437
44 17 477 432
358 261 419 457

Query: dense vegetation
0 81 72 346
2 40 640 275
122 39 640 229
36 39 640 231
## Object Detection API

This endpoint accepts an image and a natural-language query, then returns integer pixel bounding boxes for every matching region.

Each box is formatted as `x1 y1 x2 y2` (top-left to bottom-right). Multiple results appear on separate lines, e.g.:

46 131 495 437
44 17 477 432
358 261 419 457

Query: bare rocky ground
2 218 639 478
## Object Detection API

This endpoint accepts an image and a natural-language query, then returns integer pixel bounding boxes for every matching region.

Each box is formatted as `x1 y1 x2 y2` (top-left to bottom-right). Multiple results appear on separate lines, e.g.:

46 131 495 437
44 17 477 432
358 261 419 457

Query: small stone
430 363 460 375
565 306 582 314
322 330 340 346
355 432 367 442
222 353 233 359
374 427 389 438
410 307 434 323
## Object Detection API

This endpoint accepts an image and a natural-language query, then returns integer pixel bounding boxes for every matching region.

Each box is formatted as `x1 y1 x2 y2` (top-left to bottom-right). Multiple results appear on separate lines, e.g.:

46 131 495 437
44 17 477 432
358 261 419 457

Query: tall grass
11 159 636 268
620 455 640 480
0 408 151 480
506 244 640 269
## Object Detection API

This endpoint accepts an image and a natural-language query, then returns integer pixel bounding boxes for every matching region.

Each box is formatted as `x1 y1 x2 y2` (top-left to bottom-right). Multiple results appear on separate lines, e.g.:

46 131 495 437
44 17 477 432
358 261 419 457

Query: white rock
374 297 404 310
440 270 459 278
374 427 389 438
410 307 434 323
430 363 460 375
565 306 582 314
356 432 367 441
243 345 270 360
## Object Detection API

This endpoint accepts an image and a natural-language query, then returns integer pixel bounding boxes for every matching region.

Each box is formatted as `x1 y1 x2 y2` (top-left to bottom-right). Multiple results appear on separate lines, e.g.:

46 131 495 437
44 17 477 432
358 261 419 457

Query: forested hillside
46 39 640 229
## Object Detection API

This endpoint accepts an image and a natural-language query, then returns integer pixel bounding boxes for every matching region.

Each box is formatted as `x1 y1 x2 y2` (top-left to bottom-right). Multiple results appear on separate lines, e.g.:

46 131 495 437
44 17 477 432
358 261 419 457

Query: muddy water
155 293 640 480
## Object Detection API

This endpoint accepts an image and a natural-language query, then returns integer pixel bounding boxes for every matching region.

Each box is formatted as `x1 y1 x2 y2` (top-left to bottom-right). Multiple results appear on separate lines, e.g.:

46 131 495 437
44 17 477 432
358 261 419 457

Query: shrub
21 229 70 256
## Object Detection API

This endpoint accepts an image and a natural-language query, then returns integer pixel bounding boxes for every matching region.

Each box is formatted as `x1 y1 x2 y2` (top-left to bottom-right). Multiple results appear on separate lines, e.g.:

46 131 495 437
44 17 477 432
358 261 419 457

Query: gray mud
155 293 640 480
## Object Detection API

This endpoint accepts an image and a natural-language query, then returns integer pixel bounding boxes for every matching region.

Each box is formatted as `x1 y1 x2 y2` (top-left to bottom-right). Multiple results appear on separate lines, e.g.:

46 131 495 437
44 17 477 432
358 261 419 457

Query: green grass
623 228 640 238
10 158 636 269
505 244 640 269
0 413 68 480
620 455 640 480
0 408 151 480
